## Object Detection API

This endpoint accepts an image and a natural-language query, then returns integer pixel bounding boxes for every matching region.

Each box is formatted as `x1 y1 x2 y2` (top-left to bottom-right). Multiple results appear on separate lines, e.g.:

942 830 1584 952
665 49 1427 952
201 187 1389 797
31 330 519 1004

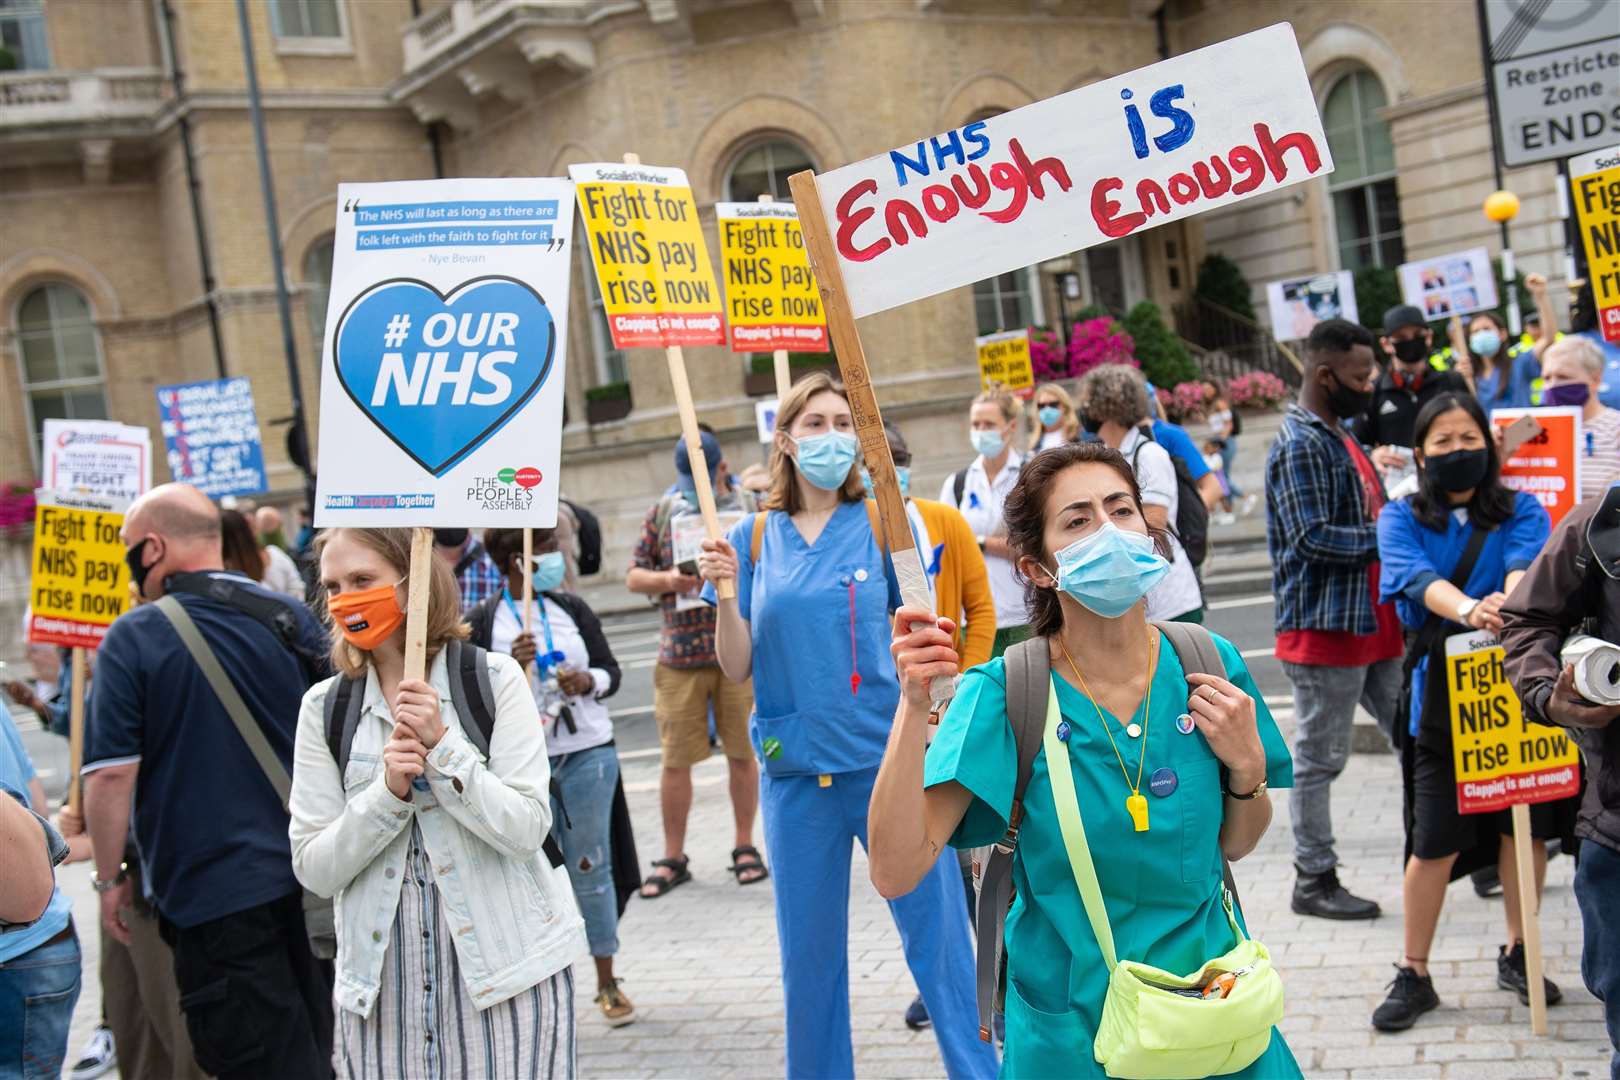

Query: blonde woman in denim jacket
289 527 586 1079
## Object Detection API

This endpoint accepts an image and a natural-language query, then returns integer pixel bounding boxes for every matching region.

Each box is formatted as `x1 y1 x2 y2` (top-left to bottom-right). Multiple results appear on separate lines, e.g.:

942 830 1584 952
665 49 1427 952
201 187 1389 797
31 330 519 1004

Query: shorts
1411 738 1573 860
653 663 754 768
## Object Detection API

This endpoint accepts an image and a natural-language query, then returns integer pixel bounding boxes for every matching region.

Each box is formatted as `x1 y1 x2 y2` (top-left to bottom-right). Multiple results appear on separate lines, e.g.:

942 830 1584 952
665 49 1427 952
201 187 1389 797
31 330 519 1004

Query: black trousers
160 891 333 1080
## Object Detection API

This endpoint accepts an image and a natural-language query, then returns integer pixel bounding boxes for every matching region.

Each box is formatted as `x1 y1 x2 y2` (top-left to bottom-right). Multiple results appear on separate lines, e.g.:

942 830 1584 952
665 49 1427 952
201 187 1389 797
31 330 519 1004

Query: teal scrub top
924 632 1302 1079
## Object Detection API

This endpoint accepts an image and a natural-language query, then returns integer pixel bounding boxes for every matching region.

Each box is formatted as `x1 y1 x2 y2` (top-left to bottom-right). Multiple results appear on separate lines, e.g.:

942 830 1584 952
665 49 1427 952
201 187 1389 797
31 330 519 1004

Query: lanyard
503 589 564 672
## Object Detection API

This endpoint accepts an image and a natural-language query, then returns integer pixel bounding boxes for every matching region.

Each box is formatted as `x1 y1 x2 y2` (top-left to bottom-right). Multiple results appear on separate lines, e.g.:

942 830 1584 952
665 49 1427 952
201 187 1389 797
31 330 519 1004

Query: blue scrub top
0 713 72 962
1474 350 1541 411
703 501 902 776
1376 493 1549 734
1151 419 1212 481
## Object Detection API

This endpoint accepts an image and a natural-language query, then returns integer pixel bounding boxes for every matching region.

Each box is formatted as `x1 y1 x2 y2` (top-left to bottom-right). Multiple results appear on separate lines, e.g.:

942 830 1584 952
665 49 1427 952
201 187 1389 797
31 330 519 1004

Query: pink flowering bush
1067 317 1137 377
1229 371 1289 409
0 483 35 537
1170 381 1208 420
1029 328 1067 381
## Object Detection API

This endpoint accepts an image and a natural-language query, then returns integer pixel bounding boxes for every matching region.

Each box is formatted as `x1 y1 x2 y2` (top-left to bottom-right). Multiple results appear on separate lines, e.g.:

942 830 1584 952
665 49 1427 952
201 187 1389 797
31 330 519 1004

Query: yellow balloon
1484 190 1520 223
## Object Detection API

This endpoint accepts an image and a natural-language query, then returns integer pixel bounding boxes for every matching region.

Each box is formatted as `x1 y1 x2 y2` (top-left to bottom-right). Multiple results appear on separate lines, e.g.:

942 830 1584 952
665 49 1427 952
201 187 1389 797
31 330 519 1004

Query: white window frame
973 269 1038 335
0 0 50 71
268 0 352 55
1322 68 1403 271
13 282 111 469
722 138 817 203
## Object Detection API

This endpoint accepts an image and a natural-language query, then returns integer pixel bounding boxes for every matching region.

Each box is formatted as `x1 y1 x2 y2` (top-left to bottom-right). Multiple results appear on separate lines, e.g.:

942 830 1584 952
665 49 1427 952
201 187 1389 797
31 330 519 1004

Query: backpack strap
322 674 366 777
953 468 968 507
444 639 497 757
750 511 767 564
1152 621 1246 909
973 635 1050 1040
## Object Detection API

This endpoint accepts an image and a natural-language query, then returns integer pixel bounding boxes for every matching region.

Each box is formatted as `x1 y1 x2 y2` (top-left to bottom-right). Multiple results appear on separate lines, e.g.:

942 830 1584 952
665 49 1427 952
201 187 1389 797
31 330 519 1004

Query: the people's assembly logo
467 465 542 511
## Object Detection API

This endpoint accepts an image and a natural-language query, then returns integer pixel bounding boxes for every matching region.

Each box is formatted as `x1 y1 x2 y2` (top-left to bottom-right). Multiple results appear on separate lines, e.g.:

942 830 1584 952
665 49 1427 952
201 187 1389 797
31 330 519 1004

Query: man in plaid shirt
1266 318 1403 921
433 528 504 612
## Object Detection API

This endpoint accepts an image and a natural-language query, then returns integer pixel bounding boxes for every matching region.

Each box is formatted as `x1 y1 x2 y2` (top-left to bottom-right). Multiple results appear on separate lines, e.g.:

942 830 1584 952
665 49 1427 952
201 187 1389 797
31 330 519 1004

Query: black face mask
1325 371 1374 419
125 537 155 596
432 528 469 548
1425 447 1490 493
1080 413 1103 435
1392 338 1429 365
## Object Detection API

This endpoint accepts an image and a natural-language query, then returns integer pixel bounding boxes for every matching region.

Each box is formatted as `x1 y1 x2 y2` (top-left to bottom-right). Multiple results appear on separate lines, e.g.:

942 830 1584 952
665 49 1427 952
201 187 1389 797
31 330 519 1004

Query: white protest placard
1398 248 1499 320
313 178 575 527
672 509 745 610
811 23 1330 318
755 398 779 444
42 419 150 503
1265 270 1358 342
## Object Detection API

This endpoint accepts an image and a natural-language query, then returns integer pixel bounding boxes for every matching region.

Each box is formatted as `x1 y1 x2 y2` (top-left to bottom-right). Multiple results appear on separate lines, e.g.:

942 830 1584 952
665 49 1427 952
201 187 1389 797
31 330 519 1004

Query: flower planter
743 359 838 397
585 394 632 424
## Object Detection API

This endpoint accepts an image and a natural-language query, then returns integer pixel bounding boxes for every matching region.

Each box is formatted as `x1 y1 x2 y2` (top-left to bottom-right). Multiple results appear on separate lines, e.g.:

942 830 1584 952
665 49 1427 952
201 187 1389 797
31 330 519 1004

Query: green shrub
747 351 837 375
1123 301 1197 388
584 381 630 403
1353 267 1402 334
1194 253 1256 320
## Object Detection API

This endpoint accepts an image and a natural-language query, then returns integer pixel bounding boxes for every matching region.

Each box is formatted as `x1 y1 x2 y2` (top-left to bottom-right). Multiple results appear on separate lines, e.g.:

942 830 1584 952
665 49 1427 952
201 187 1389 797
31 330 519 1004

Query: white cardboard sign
41 419 151 503
313 178 576 527
1398 247 1500 320
812 23 1331 318
1265 270 1359 342
755 398 779 444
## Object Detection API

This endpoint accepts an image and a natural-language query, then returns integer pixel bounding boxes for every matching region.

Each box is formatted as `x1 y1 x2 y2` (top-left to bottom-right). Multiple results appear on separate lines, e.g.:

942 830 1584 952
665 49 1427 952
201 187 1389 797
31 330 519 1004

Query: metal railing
1173 297 1304 389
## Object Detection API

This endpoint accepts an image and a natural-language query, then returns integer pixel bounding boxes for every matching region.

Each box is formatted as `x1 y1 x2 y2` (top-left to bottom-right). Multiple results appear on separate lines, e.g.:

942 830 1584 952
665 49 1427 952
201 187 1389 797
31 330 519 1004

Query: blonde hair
1028 382 1079 450
314 527 469 678
766 370 866 513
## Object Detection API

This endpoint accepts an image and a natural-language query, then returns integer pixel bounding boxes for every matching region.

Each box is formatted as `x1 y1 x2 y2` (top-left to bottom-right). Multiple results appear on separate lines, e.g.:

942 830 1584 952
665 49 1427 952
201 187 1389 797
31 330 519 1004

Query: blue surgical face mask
791 430 859 491
531 551 566 593
1038 405 1062 429
1044 522 1169 618
1469 329 1502 358
970 428 1005 458
860 466 910 497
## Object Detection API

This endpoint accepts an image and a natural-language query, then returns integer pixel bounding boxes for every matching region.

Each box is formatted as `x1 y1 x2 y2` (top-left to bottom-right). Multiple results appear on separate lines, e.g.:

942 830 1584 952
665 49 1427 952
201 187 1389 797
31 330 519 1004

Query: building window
0 0 50 70
269 0 345 40
724 139 815 203
15 283 109 452
1323 68 1403 270
579 246 627 386
303 236 335 350
973 270 1034 335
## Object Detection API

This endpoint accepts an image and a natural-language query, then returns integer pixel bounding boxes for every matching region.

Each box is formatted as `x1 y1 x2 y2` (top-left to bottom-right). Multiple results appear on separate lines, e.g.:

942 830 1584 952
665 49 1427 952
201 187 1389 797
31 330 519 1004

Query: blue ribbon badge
334 275 556 477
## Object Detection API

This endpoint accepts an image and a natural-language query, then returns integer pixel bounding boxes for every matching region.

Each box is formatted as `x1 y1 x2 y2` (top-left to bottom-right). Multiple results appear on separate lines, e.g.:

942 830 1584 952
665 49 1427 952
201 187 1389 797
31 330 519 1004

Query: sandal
640 856 691 898
729 846 770 886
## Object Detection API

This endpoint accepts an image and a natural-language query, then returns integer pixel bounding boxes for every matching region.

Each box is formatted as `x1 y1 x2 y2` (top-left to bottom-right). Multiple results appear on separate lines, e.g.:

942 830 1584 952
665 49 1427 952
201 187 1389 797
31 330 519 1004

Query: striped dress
336 826 577 1079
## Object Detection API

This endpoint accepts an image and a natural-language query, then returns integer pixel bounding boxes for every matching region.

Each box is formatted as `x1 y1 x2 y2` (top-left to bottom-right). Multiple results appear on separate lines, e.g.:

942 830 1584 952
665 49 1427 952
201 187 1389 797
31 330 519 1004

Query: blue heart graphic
334 275 556 477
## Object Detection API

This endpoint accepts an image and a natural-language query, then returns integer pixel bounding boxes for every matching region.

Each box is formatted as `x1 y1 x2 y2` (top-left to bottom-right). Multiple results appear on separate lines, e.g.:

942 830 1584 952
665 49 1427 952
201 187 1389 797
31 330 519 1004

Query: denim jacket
288 649 586 1018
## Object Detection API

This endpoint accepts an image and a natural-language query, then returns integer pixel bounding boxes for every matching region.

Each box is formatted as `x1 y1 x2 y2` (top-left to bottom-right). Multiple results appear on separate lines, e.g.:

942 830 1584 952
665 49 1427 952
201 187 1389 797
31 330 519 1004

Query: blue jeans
0 929 82 1079
550 743 620 957
1220 437 1243 497
1575 840 1620 1078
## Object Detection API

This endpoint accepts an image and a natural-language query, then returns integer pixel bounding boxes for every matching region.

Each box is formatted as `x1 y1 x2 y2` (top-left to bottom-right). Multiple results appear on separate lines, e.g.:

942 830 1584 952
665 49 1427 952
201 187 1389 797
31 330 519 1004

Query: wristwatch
1456 597 1479 624
91 863 128 893
975 535 987 553
1225 776 1268 801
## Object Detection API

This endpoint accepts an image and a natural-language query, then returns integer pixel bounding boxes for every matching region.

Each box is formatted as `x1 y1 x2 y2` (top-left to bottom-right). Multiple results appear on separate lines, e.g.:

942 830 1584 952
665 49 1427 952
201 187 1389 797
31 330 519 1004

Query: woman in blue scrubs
699 372 996 1079
867 442 1300 1078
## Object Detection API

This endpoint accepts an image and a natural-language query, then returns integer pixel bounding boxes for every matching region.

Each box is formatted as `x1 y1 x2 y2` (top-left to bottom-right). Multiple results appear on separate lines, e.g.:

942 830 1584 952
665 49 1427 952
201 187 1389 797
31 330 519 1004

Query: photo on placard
1445 258 1475 286
1451 287 1479 312
1425 293 1453 318
1265 270 1358 342
1421 266 1447 291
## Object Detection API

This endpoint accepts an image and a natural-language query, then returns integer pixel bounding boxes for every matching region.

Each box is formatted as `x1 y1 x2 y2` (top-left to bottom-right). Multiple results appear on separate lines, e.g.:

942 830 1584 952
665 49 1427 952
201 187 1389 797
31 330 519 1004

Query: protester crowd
2 276 1618 1080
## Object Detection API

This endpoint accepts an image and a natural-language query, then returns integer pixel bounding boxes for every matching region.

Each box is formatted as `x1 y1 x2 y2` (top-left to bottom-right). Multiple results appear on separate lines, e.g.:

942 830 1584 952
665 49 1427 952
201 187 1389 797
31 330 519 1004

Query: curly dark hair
1002 442 1166 636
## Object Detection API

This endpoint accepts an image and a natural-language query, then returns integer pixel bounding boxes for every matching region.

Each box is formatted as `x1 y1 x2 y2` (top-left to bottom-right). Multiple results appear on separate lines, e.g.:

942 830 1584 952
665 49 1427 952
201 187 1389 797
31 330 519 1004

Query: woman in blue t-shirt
698 372 995 1080
1372 392 1573 1033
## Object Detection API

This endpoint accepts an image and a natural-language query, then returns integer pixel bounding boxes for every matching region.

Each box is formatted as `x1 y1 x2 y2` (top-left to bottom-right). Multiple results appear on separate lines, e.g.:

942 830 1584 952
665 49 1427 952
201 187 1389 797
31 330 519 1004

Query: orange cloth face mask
326 582 404 651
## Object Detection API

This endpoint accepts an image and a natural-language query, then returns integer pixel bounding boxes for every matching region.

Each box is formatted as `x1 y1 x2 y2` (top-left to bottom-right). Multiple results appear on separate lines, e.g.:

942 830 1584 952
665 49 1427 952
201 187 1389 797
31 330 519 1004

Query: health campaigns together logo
334 275 557 477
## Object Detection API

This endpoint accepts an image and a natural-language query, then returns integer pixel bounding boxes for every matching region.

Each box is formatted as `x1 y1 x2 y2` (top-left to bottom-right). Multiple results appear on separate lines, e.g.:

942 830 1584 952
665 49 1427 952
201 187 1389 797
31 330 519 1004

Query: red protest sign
1492 407 1583 528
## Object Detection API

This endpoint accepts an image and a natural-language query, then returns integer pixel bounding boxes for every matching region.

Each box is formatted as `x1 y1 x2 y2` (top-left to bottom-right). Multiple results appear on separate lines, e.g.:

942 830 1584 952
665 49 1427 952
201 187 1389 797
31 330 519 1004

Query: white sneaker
1239 494 1258 517
70 1026 116 1080
1213 512 1237 526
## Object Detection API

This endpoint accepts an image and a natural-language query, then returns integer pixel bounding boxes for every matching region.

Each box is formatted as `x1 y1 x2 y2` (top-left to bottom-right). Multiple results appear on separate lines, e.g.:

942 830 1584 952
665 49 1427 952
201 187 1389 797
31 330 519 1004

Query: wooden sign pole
521 527 534 674
403 526 433 681
624 152 734 601
67 646 85 814
756 192 793 401
1510 802 1549 1034
788 167 952 707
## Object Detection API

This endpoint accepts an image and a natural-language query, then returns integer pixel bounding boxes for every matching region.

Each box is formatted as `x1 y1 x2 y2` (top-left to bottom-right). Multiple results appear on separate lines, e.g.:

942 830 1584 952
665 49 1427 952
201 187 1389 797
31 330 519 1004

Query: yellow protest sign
975 329 1034 397
1570 146 1620 344
28 491 129 650
714 202 827 353
1445 630 1580 813
569 162 725 349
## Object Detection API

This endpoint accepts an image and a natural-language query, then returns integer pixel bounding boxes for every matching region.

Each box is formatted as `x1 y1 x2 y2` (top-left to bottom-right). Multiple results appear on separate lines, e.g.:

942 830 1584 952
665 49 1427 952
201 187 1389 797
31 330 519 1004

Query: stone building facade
0 0 1577 561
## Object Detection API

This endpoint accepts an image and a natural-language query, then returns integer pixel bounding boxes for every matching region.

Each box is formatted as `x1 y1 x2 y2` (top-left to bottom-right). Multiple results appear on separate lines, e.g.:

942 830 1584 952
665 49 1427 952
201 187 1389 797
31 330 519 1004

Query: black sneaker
1372 965 1440 1032
904 993 931 1030
1471 865 1503 898
1292 866 1381 920
1497 943 1563 1006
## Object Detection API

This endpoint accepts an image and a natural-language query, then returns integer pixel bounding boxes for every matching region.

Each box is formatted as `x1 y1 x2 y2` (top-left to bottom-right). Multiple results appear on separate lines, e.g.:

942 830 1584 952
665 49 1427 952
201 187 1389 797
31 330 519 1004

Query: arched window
1323 68 1403 270
724 139 815 203
15 282 109 449
304 236 335 349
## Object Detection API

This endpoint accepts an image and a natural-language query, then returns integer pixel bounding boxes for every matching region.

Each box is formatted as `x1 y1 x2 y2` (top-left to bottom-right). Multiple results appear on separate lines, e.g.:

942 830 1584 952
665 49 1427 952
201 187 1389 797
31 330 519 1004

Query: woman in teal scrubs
699 372 996 1079
869 442 1300 1078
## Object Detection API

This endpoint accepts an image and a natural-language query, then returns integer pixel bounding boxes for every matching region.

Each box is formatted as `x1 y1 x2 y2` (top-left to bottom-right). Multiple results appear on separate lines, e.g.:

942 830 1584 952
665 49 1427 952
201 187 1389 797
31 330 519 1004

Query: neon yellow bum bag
1041 679 1285 1079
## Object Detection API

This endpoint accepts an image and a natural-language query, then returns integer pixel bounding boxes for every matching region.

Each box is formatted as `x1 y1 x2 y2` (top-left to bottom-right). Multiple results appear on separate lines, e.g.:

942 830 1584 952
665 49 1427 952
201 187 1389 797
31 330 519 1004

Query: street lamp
1484 189 1524 336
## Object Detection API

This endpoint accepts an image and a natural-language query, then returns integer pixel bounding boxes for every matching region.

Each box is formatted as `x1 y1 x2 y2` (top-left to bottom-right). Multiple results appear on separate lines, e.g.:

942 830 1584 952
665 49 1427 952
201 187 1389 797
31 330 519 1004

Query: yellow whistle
1126 793 1150 832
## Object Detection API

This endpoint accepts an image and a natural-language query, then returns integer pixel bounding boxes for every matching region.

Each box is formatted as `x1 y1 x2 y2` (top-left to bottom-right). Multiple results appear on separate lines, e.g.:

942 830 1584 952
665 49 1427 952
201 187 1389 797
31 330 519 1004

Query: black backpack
563 499 603 577
1131 426 1209 567
320 639 565 870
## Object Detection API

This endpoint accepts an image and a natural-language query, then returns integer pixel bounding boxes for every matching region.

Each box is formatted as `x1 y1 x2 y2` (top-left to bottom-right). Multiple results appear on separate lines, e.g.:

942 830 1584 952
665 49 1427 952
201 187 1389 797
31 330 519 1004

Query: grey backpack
969 621 1240 1040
